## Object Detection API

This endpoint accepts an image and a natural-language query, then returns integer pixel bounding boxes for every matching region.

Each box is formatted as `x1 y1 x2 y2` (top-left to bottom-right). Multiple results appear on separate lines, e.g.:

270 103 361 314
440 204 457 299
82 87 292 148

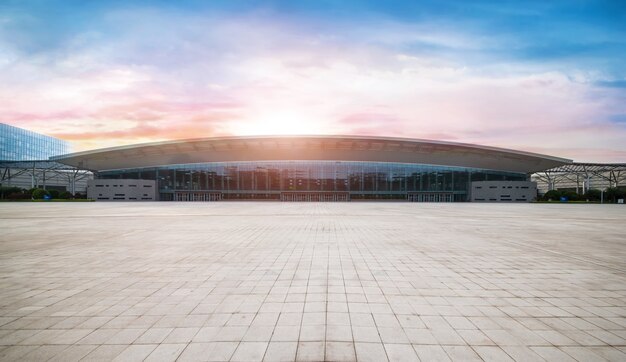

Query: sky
0 0 625 161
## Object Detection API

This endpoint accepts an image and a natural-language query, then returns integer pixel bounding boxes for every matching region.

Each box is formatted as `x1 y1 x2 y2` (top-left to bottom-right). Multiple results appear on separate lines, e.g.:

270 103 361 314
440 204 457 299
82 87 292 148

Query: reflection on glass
100 161 527 202
1 123 71 161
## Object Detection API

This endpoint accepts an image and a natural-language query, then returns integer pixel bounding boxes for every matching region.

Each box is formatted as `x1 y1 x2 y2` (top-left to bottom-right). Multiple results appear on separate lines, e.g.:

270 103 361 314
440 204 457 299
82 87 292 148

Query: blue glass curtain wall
0 123 71 161
98 161 527 201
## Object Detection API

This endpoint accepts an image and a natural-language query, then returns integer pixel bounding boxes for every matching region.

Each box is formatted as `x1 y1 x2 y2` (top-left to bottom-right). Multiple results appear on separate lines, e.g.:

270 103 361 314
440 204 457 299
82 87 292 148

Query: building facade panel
471 181 537 202
87 179 156 201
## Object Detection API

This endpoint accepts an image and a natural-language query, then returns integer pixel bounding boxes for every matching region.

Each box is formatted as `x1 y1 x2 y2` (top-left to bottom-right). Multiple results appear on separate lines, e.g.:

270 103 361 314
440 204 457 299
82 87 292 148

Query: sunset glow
0 1 625 161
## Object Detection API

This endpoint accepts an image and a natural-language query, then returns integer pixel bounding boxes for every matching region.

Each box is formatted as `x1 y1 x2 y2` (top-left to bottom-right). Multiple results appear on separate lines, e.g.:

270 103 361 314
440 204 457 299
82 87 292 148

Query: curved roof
52 135 572 173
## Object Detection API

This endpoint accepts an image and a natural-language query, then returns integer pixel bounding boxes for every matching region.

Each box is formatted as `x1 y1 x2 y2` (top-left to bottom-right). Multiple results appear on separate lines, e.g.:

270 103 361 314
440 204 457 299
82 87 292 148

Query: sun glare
232 110 323 136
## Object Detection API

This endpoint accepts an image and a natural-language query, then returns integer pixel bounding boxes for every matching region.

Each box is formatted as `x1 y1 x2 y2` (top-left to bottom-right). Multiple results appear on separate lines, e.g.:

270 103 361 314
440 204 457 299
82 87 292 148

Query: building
53 136 571 202
1 123 71 161
0 123 90 192
471 181 537 202
87 179 156 201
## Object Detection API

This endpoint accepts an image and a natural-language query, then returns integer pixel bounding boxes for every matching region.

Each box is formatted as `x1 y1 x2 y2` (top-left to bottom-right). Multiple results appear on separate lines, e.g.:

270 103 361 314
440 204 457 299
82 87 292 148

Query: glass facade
98 161 527 202
0 123 72 161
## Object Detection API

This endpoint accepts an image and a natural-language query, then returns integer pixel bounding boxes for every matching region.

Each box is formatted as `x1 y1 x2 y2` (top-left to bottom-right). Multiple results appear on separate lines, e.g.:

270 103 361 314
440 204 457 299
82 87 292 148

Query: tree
31 188 49 199
48 190 60 199
584 189 601 201
59 191 73 199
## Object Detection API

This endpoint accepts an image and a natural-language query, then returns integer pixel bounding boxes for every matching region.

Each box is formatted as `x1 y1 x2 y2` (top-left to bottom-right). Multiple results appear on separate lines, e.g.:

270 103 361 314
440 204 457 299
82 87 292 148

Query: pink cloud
0 11 624 161
49 122 220 141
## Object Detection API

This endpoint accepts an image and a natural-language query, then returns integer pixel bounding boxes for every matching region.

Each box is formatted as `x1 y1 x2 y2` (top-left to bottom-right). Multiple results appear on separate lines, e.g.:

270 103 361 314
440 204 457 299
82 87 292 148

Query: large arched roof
52 135 572 173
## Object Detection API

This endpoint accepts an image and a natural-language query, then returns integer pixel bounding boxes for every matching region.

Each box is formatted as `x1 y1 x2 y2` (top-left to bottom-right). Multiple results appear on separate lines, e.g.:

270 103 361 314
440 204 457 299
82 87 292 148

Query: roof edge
51 135 574 164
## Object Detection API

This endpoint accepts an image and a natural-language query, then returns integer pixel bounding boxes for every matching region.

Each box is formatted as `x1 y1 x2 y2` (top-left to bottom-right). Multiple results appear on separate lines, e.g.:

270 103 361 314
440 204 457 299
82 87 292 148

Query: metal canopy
0 160 83 170
0 160 92 194
533 162 626 192
543 163 626 173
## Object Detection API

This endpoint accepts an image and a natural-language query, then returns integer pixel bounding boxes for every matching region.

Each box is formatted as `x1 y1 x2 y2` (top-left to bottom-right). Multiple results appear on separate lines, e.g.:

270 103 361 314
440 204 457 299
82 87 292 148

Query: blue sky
1 0 625 161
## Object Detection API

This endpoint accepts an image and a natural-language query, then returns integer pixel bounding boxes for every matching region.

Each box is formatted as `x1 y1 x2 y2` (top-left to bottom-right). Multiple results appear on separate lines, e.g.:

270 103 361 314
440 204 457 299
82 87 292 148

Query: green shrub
0 186 24 199
584 189 601 201
48 190 60 199
605 187 626 203
542 189 584 201
31 188 49 199
543 190 561 201
59 191 73 199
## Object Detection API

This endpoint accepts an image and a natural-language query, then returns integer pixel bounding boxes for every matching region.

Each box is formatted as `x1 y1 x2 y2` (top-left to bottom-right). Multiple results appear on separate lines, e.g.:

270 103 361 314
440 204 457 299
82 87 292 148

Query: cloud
50 120 220 141
0 2 624 162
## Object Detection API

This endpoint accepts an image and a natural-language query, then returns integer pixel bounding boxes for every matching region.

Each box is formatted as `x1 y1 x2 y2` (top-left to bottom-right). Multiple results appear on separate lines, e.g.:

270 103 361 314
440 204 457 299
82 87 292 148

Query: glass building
99 161 527 201
54 136 570 202
0 123 72 161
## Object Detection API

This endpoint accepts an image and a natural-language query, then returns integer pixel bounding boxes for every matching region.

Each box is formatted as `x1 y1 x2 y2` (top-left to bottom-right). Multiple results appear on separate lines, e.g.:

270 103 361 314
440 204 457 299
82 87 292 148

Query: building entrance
407 193 453 202
281 192 350 202
173 192 223 201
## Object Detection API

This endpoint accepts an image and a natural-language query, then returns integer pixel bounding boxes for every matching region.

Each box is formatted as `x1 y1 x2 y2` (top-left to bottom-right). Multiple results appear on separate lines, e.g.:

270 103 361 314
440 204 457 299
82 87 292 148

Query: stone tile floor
0 202 625 361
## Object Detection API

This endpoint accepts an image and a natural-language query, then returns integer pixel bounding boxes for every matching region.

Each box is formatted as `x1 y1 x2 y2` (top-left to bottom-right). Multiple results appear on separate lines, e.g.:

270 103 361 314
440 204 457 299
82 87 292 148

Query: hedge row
541 188 625 202
0 187 85 200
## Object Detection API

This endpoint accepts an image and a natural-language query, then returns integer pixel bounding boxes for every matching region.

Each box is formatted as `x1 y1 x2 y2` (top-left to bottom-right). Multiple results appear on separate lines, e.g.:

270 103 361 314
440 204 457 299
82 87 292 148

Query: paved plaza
0 203 625 361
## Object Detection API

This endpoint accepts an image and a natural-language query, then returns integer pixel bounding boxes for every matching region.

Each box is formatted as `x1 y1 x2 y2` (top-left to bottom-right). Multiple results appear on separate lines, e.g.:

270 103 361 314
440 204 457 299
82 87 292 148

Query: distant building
0 123 71 161
0 123 90 192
